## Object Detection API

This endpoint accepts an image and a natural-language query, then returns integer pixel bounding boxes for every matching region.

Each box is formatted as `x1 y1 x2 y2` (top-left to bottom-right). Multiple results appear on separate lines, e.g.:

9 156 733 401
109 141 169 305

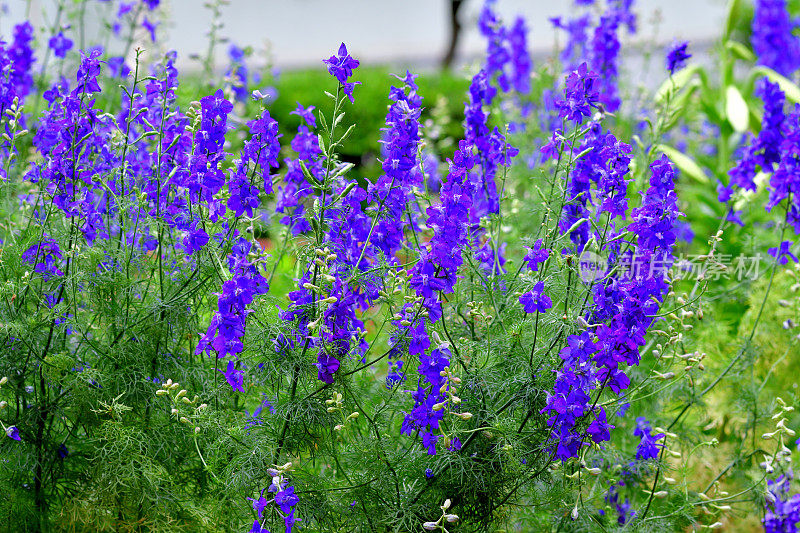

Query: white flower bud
445 514 458 523
0 377 7 386
442 499 451 510
422 522 438 531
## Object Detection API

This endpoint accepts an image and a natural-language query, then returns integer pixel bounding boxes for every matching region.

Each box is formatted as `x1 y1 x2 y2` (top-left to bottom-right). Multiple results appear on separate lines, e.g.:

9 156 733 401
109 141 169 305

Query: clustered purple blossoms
538 62 680 459
249 472 300 533
478 0 532 94
752 0 800 77
551 0 635 112
723 77 799 263
764 472 800 533
599 417 663 524
6 0 800 529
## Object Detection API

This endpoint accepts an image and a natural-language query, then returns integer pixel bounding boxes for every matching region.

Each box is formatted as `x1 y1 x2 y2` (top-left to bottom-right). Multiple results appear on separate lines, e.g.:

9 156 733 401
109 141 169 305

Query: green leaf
752 66 800 103
724 0 743 39
657 144 709 183
655 65 703 103
725 85 749 132
725 40 756 62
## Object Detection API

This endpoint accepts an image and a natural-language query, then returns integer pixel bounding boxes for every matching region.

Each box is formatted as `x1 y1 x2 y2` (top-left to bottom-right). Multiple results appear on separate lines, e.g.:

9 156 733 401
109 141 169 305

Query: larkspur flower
323 43 360 103
220 360 244 392
769 241 799 264
753 0 800 77
557 63 600 124
5 425 20 441
764 473 800 533
523 239 549 271
633 417 664 460
666 41 690 74
550 15 591 71
142 16 158 42
48 31 73 58
22 236 64 280
519 281 553 313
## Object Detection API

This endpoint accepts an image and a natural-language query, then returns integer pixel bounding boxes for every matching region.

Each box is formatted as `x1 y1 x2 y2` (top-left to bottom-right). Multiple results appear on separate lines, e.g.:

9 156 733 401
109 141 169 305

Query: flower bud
445 514 458 523
0 377 7 386
442 499 451 510
422 522 438 531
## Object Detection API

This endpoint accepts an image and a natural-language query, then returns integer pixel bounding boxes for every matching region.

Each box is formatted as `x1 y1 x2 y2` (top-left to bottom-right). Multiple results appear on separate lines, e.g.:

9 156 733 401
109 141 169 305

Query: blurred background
2 0 726 69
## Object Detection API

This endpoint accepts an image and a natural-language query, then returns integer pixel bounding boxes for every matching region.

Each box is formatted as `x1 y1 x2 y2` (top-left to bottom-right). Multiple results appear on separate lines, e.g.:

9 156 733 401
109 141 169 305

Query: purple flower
764 473 800 533
48 31 73 58
769 241 799 264
323 43 360 103
316 353 341 384
519 281 553 313
142 16 158 42
557 63 599 124
523 239 549 271
290 102 316 128
22 236 64 280
550 15 591 71
219 360 244 392
666 41 691 74
633 417 664 460
226 44 250 102
753 0 800 77
586 407 614 443
5 426 20 441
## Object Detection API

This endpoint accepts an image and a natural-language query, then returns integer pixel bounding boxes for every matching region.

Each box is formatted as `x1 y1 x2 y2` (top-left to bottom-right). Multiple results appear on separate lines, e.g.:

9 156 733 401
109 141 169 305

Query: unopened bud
0 377 7 386
422 522 438 531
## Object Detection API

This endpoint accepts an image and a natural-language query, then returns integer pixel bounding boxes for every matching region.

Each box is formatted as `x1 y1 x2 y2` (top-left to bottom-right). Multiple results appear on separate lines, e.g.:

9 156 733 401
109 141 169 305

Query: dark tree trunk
442 0 465 70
